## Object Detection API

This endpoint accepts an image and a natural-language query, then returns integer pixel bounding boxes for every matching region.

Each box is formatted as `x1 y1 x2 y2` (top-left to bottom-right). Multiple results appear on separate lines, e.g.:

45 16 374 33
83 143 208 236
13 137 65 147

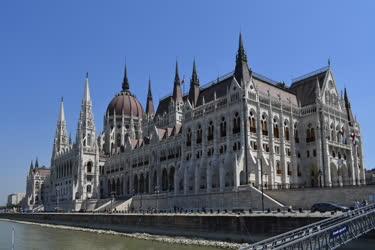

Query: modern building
27 34 366 211
7 193 25 207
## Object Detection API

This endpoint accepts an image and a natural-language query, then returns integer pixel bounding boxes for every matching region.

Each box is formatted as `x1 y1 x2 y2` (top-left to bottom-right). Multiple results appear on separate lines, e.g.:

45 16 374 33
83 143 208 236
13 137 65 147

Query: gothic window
232 112 241 134
276 161 281 175
287 162 292 176
306 124 315 143
330 123 335 141
207 121 214 141
186 128 192 146
284 120 290 141
87 133 91 146
117 134 121 147
249 111 256 133
87 185 92 193
220 117 227 137
196 125 202 144
261 114 268 136
273 118 279 138
294 123 299 143
87 161 93 173
297 164 301 176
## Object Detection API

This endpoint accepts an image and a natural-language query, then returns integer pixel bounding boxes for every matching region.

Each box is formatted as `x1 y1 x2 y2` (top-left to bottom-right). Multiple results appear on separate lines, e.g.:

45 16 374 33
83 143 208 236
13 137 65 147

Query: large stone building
24 158 50 211
27 34 366 211
7 193 25 207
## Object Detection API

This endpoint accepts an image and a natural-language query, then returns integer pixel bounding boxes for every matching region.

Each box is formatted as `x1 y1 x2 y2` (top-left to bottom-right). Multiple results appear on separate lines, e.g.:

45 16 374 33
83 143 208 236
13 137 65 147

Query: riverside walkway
241 203 375 250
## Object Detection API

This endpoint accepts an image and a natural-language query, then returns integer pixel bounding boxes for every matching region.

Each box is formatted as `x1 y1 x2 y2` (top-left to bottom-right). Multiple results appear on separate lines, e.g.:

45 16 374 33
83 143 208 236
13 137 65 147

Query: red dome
107 91 144 118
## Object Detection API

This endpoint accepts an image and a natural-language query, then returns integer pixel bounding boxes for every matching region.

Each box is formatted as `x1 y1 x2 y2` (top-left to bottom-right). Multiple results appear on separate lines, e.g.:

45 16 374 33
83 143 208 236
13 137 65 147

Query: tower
145 78 155 117
52 97 69 160
169 61 184 125
188 59 200 107
234 33 252 86
76 73 99 200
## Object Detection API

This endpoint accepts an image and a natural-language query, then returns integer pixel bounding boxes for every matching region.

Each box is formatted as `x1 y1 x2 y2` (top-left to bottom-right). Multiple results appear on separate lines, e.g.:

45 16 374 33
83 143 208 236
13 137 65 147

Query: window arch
232 112 241 134
87 161 93 173
261 113 268 136
273 117 279 138
306 123 315 143
220 117 227 137
196 125 202 144
294 123 299 143
186 128 192 146
249 111 256 133
207 121 214 141
284 120 290 141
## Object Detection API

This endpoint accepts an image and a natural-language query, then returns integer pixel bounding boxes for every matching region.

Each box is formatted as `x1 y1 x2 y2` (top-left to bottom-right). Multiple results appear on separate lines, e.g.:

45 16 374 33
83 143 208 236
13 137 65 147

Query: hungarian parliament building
24 34 366 211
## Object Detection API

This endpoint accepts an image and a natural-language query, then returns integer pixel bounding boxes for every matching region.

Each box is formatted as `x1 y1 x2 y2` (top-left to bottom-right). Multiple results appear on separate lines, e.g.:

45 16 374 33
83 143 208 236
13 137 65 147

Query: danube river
0 220 220 250
0 219 373 249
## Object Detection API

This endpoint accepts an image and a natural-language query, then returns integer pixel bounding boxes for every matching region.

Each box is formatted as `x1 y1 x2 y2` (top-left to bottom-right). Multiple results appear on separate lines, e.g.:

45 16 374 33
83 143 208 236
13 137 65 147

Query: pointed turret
146 78 155 116
344 88 354 125
234 33 252 86
172 61 183 102
29 160 34 172
84 72 91 102
78 73 96 148
35 157 39 168
53 97 69 155
122 64 130 92
188 59 200 106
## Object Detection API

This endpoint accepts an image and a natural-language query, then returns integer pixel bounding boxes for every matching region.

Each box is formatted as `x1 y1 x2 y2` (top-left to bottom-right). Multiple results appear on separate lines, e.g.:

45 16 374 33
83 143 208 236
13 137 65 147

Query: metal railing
241 203 375 250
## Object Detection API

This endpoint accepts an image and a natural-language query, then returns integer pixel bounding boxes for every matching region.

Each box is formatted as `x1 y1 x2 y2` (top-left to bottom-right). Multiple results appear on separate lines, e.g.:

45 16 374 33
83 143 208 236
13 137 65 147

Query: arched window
220 117 227 137
294 123 299 143
196 125 202 144
249 111 256 133
86 185 92 193
87 161 92 173
207 121 214 141
273 118 279 138
287 162 292 176
306 124 315 143
261 114 268 136
232 112 241 134
276 161 281 175
284 120 290 141
186 128 192 146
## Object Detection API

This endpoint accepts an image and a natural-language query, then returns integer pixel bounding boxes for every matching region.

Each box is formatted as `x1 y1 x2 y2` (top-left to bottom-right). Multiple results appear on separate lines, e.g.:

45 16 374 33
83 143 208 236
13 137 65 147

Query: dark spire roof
146 78 155 115
29 160 34 170
191 59 199 86
122 64 130 92
344 88 354 124
234 33 251 86
172 61 183 102
35 157 39 168
189 59 200 106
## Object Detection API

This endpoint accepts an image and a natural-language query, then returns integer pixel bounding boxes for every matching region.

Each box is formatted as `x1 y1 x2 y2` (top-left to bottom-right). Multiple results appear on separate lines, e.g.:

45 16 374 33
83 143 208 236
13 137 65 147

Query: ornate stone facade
29 34 366 211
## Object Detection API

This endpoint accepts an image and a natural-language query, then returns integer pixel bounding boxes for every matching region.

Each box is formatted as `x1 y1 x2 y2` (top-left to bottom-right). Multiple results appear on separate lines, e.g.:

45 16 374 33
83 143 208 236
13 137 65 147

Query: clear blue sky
0 0 374 205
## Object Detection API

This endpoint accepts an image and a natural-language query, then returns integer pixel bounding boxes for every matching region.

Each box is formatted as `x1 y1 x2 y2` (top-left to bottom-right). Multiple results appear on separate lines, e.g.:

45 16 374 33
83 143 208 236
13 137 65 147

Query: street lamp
154 186 159 213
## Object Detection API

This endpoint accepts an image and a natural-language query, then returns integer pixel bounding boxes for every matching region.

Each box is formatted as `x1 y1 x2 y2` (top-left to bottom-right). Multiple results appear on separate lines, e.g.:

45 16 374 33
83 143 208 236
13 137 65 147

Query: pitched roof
289 67 329 106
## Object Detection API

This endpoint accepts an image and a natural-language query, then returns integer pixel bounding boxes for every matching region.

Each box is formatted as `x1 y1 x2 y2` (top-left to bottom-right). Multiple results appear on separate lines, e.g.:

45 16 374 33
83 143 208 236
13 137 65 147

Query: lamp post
155 186 159 213
260 159 264 212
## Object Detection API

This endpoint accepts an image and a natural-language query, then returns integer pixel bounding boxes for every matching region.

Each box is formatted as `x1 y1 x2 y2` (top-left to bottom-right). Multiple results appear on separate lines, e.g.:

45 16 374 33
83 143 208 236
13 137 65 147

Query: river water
0 220 220 250
0 220 373 250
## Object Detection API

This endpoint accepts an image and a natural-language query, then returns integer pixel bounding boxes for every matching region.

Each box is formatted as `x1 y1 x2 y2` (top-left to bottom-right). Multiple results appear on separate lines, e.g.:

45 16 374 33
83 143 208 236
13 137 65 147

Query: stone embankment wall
130 186 283 212
0 213 324 243
265 185 375 209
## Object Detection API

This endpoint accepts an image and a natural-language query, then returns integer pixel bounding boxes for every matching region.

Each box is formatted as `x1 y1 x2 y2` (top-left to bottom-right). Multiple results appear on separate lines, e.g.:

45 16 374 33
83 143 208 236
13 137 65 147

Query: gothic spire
172 61 183 102
84 72 91 103
344 88 354 124
234 33 251 86
189 59 200 106
53 97 69 155
35 157 39 168
29 160 34 171
122 64 130 92
146 77 155 116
